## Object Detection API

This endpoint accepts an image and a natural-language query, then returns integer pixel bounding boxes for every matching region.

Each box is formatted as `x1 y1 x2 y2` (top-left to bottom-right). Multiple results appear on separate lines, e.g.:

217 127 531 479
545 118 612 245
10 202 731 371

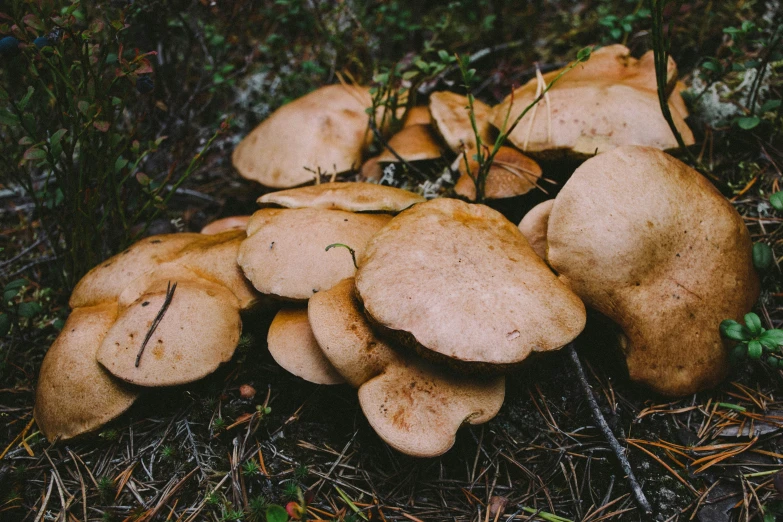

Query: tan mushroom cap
490 45 694 157
267 308 344 385
454 146 542 200
547 146 759 396
257 182 425 213
70 233 206 308
201 216 251 235
232 84 373 188
309 278 505 457
97 279 241 387
175 230 258 309
518 199 554 261
359 156 383 182
402 106 432 127
34 304 139 441
377 124 444 163
429 91 493 153
238 208 391 301
355 198 586 368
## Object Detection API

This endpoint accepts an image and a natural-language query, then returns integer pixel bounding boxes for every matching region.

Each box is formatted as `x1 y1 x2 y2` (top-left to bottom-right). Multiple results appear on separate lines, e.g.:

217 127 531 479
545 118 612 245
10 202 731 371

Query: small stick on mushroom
566 343 652 515
135 281 178 367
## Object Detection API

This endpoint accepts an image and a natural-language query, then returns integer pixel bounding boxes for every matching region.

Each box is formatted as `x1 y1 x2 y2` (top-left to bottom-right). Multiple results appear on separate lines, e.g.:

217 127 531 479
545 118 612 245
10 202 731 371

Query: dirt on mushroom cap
34 303 139 441
355 198 586 368
546 146 759 396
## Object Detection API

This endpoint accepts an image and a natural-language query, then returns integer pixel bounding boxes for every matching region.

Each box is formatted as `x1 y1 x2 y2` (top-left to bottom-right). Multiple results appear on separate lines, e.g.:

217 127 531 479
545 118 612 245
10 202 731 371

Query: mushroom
355 198 586 370
34 303 139 441
359 156 383 182
309 278 505 457
546 146 759 396
377 124 443 163
518 199 554 261
201 216 251 235
402 105 432 127
96 279 242 387
267 307 344 384
256 182 425 213
490 45 694 158
453 146 542 201
238 208 391 300
69 233 207 308
232 84 374 188
429 91 494 153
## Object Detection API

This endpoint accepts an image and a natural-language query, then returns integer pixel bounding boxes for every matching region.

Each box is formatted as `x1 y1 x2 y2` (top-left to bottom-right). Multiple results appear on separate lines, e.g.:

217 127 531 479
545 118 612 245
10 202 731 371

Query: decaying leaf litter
2 1 783 521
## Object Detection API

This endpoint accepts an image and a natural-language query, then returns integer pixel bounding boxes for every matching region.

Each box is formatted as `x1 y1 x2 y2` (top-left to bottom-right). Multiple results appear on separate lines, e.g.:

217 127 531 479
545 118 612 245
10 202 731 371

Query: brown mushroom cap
70 233 206 308
267 308 344 384
97 279 241 387
257 182 425 213
359 156 383 182
546 146 759 396
402 106 432 127
355 198 586 369
518 199 554 261
238 208 391 301
309 278 505 457
490 45 693 157
429 91 493 153
34 304 139 441
454 146 542 200
377 124 443 163
232 84 373 188
201 216 251 235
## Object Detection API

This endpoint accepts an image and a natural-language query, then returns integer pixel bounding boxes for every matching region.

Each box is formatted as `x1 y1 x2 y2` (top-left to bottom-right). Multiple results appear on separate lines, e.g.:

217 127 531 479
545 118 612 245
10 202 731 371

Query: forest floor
1 1 783 521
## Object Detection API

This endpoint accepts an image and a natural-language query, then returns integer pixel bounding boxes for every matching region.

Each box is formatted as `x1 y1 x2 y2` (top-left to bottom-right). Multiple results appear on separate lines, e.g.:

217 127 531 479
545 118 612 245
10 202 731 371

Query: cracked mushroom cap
377 124 443 163
267 307 344 384
232 84 374 188
355 198 586 369
546 146 759 396
69 233 207 308
238 208 391 301
518 199 554 261
257 182 425 213
454 146 542 200
490 45 693 157
96 279 242 387
429 91 493 153
34 303 139 441
309 278 505 457
200 216 251 235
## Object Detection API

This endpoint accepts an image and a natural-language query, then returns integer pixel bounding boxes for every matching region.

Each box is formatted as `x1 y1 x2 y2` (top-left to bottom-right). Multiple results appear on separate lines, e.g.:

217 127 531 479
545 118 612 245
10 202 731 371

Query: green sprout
325 243 358 269
720 312 783 367
242 459 260 477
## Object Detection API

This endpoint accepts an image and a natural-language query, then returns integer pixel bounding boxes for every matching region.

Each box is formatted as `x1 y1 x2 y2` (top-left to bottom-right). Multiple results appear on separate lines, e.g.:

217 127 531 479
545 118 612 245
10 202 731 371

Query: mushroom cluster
34 231 260 441
35 48 759 456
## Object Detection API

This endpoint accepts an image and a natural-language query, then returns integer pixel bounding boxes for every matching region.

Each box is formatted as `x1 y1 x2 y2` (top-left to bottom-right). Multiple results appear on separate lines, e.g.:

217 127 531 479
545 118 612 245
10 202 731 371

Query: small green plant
753 242 775 271
282 481 300 501
99 428 119 441
457 47 592 203
97 476 114 503
246 495 268 522
721 312 783 368
212 417 227 431
294 464 309 480
220 507 245 522
597 1 650 42
160 445 176 459
266 504 289 522
242 459 260 477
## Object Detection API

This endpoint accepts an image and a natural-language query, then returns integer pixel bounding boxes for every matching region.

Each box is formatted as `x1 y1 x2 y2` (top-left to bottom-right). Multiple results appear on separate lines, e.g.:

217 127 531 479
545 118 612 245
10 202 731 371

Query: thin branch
566 344 653 515
135 281 178 367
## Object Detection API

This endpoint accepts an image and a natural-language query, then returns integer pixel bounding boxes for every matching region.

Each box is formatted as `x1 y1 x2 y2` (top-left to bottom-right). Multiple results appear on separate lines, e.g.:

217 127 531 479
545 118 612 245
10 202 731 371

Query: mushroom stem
566 343 653 515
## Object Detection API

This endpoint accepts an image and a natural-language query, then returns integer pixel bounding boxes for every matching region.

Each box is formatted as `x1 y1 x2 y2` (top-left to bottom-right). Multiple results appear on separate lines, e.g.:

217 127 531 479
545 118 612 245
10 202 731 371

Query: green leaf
736 116 761 130
577 47 592 61
437 49 449 62
744 313 762 335
115 157 129 172
721 320 751 342
18 86 35 110
5 279 27 292
53 318 65 331
760 99 781 112
753 242 774 270
0 314 10 338
23 147 47 161
771 191 783 211
17 301 42 319
0 109 20 126
747 340 763 360
759 329 783 350
265 505 288 522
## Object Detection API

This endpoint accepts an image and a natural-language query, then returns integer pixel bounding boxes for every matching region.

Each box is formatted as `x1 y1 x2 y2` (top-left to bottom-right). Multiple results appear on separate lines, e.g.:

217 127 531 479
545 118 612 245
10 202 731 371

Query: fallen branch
135 281 178 367
566 343 653 515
